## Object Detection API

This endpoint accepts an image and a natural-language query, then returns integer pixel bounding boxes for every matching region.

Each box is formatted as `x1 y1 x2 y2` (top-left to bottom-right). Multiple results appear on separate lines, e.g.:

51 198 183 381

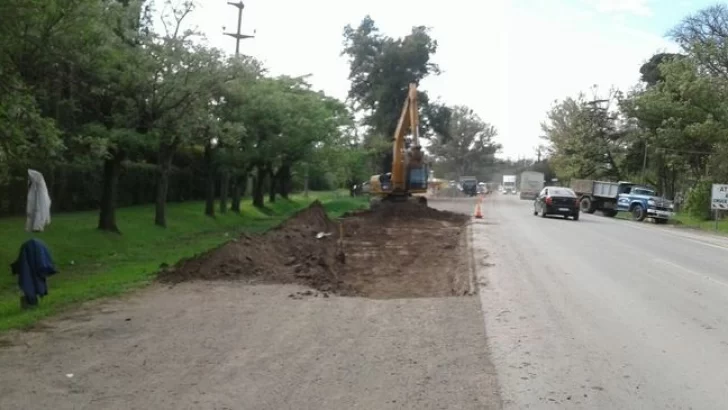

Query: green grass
669 213 728 234
615 211 728 234
0 192 368 332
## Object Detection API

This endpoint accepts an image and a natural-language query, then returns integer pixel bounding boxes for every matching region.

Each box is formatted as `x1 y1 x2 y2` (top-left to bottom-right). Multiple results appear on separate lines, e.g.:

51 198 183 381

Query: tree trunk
219 171 230 214
243 173 249 197
268 168 277 203
204 142 215 217
233 171 249 212
303 162 309 198
278 164 291 199
252 166 265 208
57 165 68 212
98 150 125 233
155 145 174 227
230 174 241 213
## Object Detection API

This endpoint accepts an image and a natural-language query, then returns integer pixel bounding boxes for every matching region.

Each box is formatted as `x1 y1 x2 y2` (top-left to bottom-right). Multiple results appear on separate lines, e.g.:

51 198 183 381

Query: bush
684 180 711 220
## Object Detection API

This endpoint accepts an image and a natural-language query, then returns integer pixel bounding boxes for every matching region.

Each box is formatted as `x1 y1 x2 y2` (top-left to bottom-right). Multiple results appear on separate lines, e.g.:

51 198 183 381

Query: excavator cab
379 173 393 191
407 164 428 191
372 163 429 195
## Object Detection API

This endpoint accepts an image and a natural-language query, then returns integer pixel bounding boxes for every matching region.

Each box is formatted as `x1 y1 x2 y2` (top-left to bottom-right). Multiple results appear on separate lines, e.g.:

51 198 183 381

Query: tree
541 89 626 181
621 57 723 192
539 3 728 209
0 0 151 231
94 1 153 233
639 53 684 86
0 0 370 226
271 83 350 201
342 16 440 172
226 74 349 206
224 77 285 207
130 1 227 227
212 57 264 215
0 82 62 185
669 4 728 78
428 105 500 178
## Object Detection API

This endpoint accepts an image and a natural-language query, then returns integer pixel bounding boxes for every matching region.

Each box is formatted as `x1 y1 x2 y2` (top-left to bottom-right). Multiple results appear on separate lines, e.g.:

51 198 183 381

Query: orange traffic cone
474 202 483 219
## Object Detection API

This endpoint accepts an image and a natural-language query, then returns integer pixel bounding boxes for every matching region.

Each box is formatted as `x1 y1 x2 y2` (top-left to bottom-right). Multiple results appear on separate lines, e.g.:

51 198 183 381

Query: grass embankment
0 192 368 331
615 211 728 234
668 213 728 233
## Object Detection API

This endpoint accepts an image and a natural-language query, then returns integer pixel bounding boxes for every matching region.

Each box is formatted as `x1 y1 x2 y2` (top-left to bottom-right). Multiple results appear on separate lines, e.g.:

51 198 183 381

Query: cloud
590 0 652 16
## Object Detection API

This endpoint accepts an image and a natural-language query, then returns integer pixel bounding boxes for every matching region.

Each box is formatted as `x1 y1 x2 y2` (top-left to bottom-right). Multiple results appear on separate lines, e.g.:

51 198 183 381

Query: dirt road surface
470 193 728 409
0 200 500 410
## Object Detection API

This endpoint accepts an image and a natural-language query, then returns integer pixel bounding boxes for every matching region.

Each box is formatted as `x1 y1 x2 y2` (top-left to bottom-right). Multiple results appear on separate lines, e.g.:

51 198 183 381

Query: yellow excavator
368 83 429 208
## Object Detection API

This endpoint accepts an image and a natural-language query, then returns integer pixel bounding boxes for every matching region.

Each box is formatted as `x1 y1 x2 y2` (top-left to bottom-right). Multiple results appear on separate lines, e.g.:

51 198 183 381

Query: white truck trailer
519 171 545 200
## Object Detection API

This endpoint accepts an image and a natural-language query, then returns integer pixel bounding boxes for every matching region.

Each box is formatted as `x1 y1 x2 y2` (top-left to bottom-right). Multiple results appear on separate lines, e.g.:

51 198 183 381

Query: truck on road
519 171 545 200
571 179 674 223
502 175 517 195
459 176 478 196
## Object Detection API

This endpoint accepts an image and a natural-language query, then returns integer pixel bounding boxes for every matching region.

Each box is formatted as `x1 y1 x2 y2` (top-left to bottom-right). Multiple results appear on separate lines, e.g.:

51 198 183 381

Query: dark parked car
534 186 580 220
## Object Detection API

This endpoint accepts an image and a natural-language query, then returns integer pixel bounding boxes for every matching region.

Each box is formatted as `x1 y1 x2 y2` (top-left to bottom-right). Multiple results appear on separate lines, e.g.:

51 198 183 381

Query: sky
181 0 714 160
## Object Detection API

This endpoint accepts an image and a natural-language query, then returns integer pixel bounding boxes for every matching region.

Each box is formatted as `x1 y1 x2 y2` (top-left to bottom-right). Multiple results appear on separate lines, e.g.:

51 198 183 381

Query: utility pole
641 140 648 184
223 1 255 202
223 1 255 56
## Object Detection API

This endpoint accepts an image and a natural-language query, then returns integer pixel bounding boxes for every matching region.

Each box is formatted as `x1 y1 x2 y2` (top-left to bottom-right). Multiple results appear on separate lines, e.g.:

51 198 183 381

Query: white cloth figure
26 169 52 232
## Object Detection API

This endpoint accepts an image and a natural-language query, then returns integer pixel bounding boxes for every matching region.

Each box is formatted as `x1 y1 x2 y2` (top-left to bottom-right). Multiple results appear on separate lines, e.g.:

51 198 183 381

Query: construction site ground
0 198 501 410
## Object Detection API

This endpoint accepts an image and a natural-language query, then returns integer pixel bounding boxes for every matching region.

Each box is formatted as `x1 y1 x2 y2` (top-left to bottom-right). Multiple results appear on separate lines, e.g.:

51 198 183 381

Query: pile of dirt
339 203 472 298
159 200 347 292
159 199 473 299
350 200 469 222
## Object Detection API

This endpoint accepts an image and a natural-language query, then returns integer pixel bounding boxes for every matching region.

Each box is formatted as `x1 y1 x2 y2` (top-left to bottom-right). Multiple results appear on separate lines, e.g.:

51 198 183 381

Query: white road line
593 216 728 252
582 223 728 290
652 258 728 289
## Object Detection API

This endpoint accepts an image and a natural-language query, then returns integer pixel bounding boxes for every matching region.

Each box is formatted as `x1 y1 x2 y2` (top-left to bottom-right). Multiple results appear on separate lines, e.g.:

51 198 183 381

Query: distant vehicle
571 179 674 223
502 175 517 194
459 176 478 196
519 171 545 200
534 186 580 220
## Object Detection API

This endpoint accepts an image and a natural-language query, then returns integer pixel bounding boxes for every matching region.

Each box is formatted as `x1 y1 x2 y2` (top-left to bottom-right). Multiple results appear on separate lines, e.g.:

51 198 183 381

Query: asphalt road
457 193 728 409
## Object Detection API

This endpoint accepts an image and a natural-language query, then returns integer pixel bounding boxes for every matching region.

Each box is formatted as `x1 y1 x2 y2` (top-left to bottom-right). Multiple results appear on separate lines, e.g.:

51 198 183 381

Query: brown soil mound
159 200 473 299
159 200 344 291
347 200 469 222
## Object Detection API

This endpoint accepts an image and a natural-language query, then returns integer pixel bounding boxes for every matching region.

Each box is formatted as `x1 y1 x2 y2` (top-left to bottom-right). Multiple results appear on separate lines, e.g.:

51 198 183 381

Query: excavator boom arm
391 84 422 191
368 83 428 202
